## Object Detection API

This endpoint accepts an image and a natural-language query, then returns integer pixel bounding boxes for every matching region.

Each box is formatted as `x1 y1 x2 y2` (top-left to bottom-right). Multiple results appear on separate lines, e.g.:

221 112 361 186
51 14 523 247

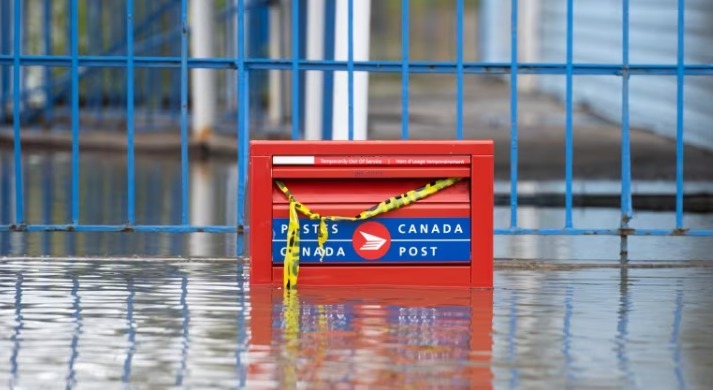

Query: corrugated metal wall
538 0 713 151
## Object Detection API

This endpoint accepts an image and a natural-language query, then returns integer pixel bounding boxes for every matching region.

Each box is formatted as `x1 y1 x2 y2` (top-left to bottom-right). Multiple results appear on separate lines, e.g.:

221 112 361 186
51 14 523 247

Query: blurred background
1 0 712 259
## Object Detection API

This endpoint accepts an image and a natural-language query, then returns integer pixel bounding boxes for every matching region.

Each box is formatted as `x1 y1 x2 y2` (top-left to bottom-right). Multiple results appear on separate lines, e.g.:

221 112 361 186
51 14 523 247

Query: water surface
1 259 711 389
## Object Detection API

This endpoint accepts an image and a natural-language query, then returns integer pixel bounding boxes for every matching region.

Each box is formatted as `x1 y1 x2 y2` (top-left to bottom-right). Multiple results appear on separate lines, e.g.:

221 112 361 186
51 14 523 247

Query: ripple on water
0 260 711 389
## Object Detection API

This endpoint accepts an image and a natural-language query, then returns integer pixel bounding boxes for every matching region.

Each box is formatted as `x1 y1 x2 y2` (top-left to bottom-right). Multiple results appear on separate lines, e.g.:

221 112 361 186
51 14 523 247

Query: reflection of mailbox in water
249 141 493 288
247 286 494 388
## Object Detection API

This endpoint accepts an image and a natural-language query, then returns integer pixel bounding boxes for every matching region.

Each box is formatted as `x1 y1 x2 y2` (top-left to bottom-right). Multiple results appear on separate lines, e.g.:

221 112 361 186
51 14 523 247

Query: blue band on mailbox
272 217 471 263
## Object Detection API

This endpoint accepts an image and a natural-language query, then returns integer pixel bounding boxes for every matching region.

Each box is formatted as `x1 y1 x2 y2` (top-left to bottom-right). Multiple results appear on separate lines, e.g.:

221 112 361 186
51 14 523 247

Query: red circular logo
352 221 391 260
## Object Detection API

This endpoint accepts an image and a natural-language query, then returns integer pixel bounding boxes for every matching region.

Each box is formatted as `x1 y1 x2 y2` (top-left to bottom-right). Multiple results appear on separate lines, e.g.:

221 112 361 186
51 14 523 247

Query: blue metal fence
0 0 712 260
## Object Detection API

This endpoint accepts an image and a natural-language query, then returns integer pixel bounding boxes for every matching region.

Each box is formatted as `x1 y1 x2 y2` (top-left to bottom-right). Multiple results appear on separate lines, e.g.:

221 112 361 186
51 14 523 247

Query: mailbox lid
251 140 494 157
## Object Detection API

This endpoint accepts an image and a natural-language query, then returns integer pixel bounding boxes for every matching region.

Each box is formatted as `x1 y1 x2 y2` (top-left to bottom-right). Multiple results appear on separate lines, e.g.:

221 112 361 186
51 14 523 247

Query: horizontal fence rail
0 0 711 260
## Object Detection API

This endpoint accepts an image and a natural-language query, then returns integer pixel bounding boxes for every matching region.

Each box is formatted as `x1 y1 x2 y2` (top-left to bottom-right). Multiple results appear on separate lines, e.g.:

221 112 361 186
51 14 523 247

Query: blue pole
96 0 104 120
675 0 685 228
20 0 27 126
620 0 632 261
13 0 24 225
291 0 300 140
347 0 354 140
237 0 249 256
70 0 79 225
456 0 464 140
0 0 10 122
1 155 10 251
321 0 335 140
88 0 100 120
509 0 518 229
127 0 136 225
400 0 409 140
43 0 52 123
565 0 574 228
179 0 189 225
171 1 182 119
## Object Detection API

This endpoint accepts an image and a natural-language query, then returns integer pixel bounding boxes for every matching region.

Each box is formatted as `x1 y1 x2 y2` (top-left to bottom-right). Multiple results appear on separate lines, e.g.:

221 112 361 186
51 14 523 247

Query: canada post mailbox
249 141 493 288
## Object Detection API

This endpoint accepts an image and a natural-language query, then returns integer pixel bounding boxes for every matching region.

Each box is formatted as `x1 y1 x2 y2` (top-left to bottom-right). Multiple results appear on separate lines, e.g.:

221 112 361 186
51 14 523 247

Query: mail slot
249 141 493 288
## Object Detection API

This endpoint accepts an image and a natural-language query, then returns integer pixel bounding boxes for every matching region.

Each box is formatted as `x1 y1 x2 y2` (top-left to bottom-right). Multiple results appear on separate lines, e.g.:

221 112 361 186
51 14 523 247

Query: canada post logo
352 221 391 260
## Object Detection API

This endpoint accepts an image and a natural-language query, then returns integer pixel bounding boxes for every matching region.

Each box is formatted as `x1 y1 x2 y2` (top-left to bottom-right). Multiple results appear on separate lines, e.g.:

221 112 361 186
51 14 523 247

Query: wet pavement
3 77 713 184
0 259 711 389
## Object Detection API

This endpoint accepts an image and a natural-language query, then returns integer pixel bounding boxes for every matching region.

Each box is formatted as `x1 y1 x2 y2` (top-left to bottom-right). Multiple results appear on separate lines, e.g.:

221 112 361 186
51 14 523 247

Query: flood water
0 259 711 389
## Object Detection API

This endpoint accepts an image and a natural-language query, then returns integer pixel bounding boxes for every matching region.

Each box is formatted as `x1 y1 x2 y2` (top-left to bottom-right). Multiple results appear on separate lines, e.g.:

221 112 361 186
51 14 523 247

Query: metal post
509 0 519 229
236 0 248 256
180 0 189 224
43 0 52 124
70 0 79 225
675 0 685 229
127 0 136 225
332 0 371 140
565 0 574 228
267 1 283 128
290 0 300 140
12 0 24 225
400 0 409 140
189 0 216 141
305 0 325 140
620 0 632 263
0 0 10 121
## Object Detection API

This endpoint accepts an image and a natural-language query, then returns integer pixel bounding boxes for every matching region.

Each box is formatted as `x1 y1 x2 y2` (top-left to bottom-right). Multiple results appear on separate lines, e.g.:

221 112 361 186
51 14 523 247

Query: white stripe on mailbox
272 156 316 165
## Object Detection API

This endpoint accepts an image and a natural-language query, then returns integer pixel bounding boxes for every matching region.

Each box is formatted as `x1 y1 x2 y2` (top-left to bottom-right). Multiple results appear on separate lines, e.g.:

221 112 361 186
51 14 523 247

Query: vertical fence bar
322 0 336 139
347 0 354 140
127 0 136 225
675 0 685 228
291 0 300 140
12 0 24 225
110 1 120 112
180 0 189 224
1 0 9 122
43 0 52 123
171 0 181 119
70 0 79 224
564 0 574 228
237 0 248 256
95 1 104 120
20 0 26 124
88 0 98 119
620 0 632 261
400 0 409 140
456 0 464 140
509 0 518 229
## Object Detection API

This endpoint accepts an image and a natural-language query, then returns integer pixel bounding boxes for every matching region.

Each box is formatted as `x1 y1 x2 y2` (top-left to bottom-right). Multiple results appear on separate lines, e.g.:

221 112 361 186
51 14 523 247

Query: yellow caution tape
275 177 462 289
281 289 300 386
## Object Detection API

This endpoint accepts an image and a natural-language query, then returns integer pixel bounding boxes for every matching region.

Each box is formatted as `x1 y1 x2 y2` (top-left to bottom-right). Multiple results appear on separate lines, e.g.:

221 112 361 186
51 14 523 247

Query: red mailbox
249 141 493 288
